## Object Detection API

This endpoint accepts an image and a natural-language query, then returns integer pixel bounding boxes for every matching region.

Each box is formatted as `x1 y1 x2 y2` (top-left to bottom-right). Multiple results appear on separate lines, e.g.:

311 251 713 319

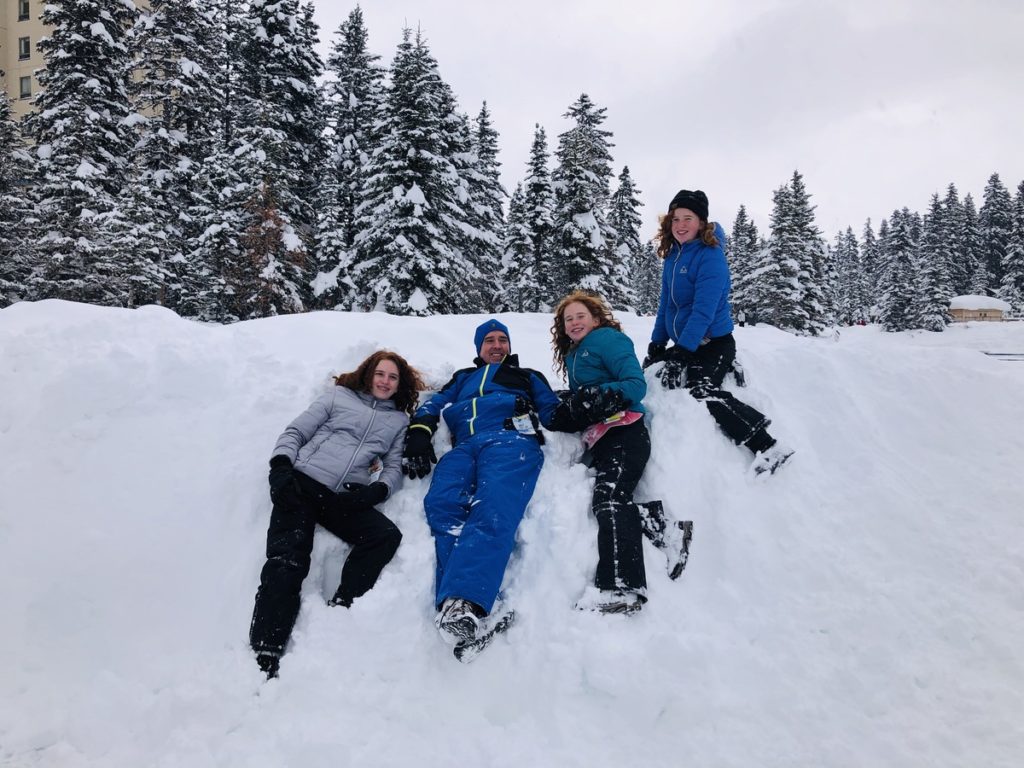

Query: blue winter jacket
565 327 646 414
410 354 561 444
652 222 734 352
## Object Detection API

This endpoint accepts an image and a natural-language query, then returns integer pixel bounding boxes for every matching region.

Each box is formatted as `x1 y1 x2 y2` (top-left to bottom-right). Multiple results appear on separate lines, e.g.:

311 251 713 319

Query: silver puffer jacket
271 385 409 496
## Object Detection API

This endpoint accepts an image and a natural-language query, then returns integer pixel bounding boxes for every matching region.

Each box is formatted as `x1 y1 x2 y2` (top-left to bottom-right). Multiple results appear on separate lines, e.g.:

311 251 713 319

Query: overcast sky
308 0 1024 241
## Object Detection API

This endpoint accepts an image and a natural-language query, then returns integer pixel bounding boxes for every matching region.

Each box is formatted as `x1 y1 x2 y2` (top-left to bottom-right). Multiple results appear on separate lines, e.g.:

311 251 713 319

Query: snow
1 301 1023 768
950 294 1012 311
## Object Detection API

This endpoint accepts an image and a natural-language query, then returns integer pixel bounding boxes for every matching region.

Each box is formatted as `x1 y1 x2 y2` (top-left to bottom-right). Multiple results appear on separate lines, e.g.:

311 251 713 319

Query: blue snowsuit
411 353 560 613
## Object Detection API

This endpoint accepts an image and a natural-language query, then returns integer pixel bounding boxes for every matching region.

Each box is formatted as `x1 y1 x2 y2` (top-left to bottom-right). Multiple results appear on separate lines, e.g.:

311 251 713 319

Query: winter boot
751 442 795 476
435 597 482 645
574 586 645 616
256 652 280 679
639 501 693 579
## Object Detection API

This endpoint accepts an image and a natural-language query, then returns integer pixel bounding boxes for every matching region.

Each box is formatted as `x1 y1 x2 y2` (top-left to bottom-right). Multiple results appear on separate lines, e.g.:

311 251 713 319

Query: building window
19 37 31 60
20 76 32 99
19 0 31 21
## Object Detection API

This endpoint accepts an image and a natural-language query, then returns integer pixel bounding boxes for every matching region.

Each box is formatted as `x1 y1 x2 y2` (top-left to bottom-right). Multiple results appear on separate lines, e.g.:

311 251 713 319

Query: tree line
2 1 1022 332
727 171 1024 332
0 1 652 320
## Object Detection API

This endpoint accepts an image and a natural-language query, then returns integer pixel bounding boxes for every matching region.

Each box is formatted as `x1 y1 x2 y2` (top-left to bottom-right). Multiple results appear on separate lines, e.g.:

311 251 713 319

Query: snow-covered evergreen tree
915 194 953 331
727 204 759 318
22 0 138 304
321 6 384 251
877 208 919 331
633 241 662 315
941 184 972 296
351 28 472 315
520 124 555 311
831 228 867 325
607 166 643 311
119 0 222 309
550 94 622 306
201 0 322 319
860 219 880 315
496 182 536 312
999 180 1024 316
962 194 989 296
0 83 30 306
754 172 829 333
979 173 1013 291
468 102 506 295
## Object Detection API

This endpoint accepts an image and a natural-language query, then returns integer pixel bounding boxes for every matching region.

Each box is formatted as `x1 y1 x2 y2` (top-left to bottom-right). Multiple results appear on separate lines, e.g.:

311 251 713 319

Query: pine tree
316 7 384 308
915 194 953 331
550 94 621 306
941 184 972 296
999 180 1024 316
860 219 880 316
22 0 138 304
831 228 867 325
877 208 919 331
0 83 30 305
120 0 222 309
727 205 759 318
520 124 555 311
962 194 989 295
351 28 471 315
211 0 322 319
788 171 831 332
496 182 536 312
633 241 662 315
607 166 643 311
751 182 799 328
979 173 1013 291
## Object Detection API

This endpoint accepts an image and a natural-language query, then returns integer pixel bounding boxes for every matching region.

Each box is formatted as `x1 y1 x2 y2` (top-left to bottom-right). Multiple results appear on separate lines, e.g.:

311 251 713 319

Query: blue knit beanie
474 318 510 355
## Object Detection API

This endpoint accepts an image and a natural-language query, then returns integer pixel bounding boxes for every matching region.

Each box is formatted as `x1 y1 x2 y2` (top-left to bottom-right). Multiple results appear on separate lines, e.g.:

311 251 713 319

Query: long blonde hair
655 214 719 258
550 290 623 379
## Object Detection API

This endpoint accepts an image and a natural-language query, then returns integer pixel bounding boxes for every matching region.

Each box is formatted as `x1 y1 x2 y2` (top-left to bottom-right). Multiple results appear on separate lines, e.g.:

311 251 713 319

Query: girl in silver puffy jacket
249 350 424 678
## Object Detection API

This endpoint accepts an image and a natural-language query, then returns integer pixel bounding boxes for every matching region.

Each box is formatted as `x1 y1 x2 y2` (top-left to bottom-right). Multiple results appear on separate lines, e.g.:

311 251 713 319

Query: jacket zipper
468 363 491 436
337 398 377 491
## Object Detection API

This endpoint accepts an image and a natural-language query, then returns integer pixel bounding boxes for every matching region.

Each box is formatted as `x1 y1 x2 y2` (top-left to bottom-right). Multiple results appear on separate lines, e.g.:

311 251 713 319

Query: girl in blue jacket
552 291 692 614
646 189 793 475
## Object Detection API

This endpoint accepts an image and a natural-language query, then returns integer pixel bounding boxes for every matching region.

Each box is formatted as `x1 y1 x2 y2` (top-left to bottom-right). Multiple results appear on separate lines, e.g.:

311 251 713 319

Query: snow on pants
589 419 651 593
686 333 769 446
424 430 543 614
249 472 402 657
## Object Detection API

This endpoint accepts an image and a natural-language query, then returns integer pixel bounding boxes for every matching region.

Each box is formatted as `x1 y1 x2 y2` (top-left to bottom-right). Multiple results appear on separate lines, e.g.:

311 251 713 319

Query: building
949 295 1011 322
0 0 44 119
1 0 147 121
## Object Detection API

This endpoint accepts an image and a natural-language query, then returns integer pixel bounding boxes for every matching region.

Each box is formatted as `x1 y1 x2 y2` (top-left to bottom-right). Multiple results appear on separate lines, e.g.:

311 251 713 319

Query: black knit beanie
668 190 709 221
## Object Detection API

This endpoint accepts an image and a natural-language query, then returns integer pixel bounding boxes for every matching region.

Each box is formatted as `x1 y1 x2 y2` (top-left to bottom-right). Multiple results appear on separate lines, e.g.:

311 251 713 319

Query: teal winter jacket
565 326 646 414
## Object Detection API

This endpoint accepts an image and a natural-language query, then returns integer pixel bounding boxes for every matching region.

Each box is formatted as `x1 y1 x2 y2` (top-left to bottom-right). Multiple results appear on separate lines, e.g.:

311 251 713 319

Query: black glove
567 385 627 425
402 427 437 479
642 341 667 369
268 455 299 504
336 481 389 508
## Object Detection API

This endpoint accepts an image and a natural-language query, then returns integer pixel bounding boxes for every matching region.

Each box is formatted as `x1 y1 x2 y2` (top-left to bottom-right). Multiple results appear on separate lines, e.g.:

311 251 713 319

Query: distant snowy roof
949 295 1011 311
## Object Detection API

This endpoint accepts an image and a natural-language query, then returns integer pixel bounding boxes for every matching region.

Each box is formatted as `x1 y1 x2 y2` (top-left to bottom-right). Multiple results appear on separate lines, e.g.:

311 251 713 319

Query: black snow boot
256 652 280 679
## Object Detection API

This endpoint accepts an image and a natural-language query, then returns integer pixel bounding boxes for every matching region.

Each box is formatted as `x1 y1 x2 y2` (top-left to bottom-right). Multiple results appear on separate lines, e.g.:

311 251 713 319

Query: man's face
479 331 510 363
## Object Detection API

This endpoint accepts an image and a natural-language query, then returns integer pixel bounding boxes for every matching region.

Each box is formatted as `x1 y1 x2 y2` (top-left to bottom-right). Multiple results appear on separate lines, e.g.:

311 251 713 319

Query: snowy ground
1 300 1022 768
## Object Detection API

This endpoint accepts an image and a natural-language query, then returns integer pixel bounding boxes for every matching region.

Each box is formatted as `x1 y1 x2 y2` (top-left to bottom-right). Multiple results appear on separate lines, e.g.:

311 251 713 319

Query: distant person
401 319 562 656
551 291 693 615
736 309 746 327
644 189 793 475
249 351 424 679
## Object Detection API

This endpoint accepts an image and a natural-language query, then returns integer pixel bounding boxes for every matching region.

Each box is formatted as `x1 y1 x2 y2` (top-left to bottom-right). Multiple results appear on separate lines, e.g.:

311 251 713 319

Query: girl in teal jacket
552 291 692 614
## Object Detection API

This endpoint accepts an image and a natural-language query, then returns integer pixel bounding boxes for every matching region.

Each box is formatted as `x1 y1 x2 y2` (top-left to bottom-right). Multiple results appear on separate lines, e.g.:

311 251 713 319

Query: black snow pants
686 334 771 447
249 471 402 657
589 420 653 594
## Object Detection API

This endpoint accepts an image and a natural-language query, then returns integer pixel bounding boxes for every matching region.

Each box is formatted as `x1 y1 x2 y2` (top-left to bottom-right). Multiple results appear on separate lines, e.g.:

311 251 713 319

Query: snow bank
1 301 1023 768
